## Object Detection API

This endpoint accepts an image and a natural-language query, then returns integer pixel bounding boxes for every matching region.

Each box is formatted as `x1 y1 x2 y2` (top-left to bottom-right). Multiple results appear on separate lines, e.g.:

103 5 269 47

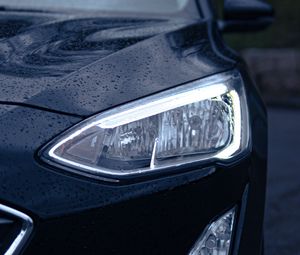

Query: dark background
224 1 300 254
226 0 300 49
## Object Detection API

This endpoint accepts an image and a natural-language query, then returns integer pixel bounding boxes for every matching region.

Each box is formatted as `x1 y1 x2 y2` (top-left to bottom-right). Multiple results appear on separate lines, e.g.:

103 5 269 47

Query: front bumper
0 71 267 255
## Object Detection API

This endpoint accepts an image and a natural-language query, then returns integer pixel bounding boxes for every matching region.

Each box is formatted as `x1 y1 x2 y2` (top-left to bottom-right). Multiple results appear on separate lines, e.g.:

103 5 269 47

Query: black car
0 0 273 254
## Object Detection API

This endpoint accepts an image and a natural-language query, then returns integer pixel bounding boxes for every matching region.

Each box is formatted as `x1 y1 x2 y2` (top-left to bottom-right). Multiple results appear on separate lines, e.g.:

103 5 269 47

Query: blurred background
226 0 300 106
223 1 300 254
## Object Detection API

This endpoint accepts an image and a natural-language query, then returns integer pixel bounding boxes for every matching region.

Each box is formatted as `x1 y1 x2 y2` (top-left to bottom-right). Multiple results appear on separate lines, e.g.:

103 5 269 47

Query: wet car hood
0 11 236 116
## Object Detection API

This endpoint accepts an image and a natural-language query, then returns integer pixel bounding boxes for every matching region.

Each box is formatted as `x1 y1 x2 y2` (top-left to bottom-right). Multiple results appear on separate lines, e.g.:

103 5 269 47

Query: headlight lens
41 71 249 180
189 208 236 255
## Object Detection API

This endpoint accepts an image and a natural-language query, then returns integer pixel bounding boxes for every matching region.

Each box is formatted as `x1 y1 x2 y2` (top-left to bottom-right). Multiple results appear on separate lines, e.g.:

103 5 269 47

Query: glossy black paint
0 11 236 116
0 3 267 255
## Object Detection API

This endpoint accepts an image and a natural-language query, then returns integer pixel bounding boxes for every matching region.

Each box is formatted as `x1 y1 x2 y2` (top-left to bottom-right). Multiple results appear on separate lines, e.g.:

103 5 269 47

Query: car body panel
0 66 267 255
0 5 267 255
0 12 235 116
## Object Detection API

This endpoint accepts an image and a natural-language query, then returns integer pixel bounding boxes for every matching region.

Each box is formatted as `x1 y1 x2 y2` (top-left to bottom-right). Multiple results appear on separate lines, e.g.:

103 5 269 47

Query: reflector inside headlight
41 71 249 179
189 208 236 255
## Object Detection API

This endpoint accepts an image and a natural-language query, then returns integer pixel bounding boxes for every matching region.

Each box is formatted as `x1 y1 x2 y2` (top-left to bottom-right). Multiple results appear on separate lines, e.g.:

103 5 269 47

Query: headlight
189 208 236 255
40 70 249 181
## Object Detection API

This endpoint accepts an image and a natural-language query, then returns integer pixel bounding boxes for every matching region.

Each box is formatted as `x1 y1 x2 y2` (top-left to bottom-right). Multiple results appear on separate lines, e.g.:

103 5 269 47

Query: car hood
0 12 236 116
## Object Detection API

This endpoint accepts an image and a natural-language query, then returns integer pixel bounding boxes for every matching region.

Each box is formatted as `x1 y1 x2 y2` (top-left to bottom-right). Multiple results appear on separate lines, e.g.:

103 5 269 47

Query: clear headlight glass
188 208 236 255
41 71 249 180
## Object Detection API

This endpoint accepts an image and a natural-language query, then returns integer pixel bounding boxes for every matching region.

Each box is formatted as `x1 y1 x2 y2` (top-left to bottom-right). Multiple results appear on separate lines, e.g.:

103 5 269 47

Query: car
0 0 273 254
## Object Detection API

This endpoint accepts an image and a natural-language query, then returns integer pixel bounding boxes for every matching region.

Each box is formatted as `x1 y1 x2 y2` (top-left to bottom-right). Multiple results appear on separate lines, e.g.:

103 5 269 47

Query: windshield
0 0 189 14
